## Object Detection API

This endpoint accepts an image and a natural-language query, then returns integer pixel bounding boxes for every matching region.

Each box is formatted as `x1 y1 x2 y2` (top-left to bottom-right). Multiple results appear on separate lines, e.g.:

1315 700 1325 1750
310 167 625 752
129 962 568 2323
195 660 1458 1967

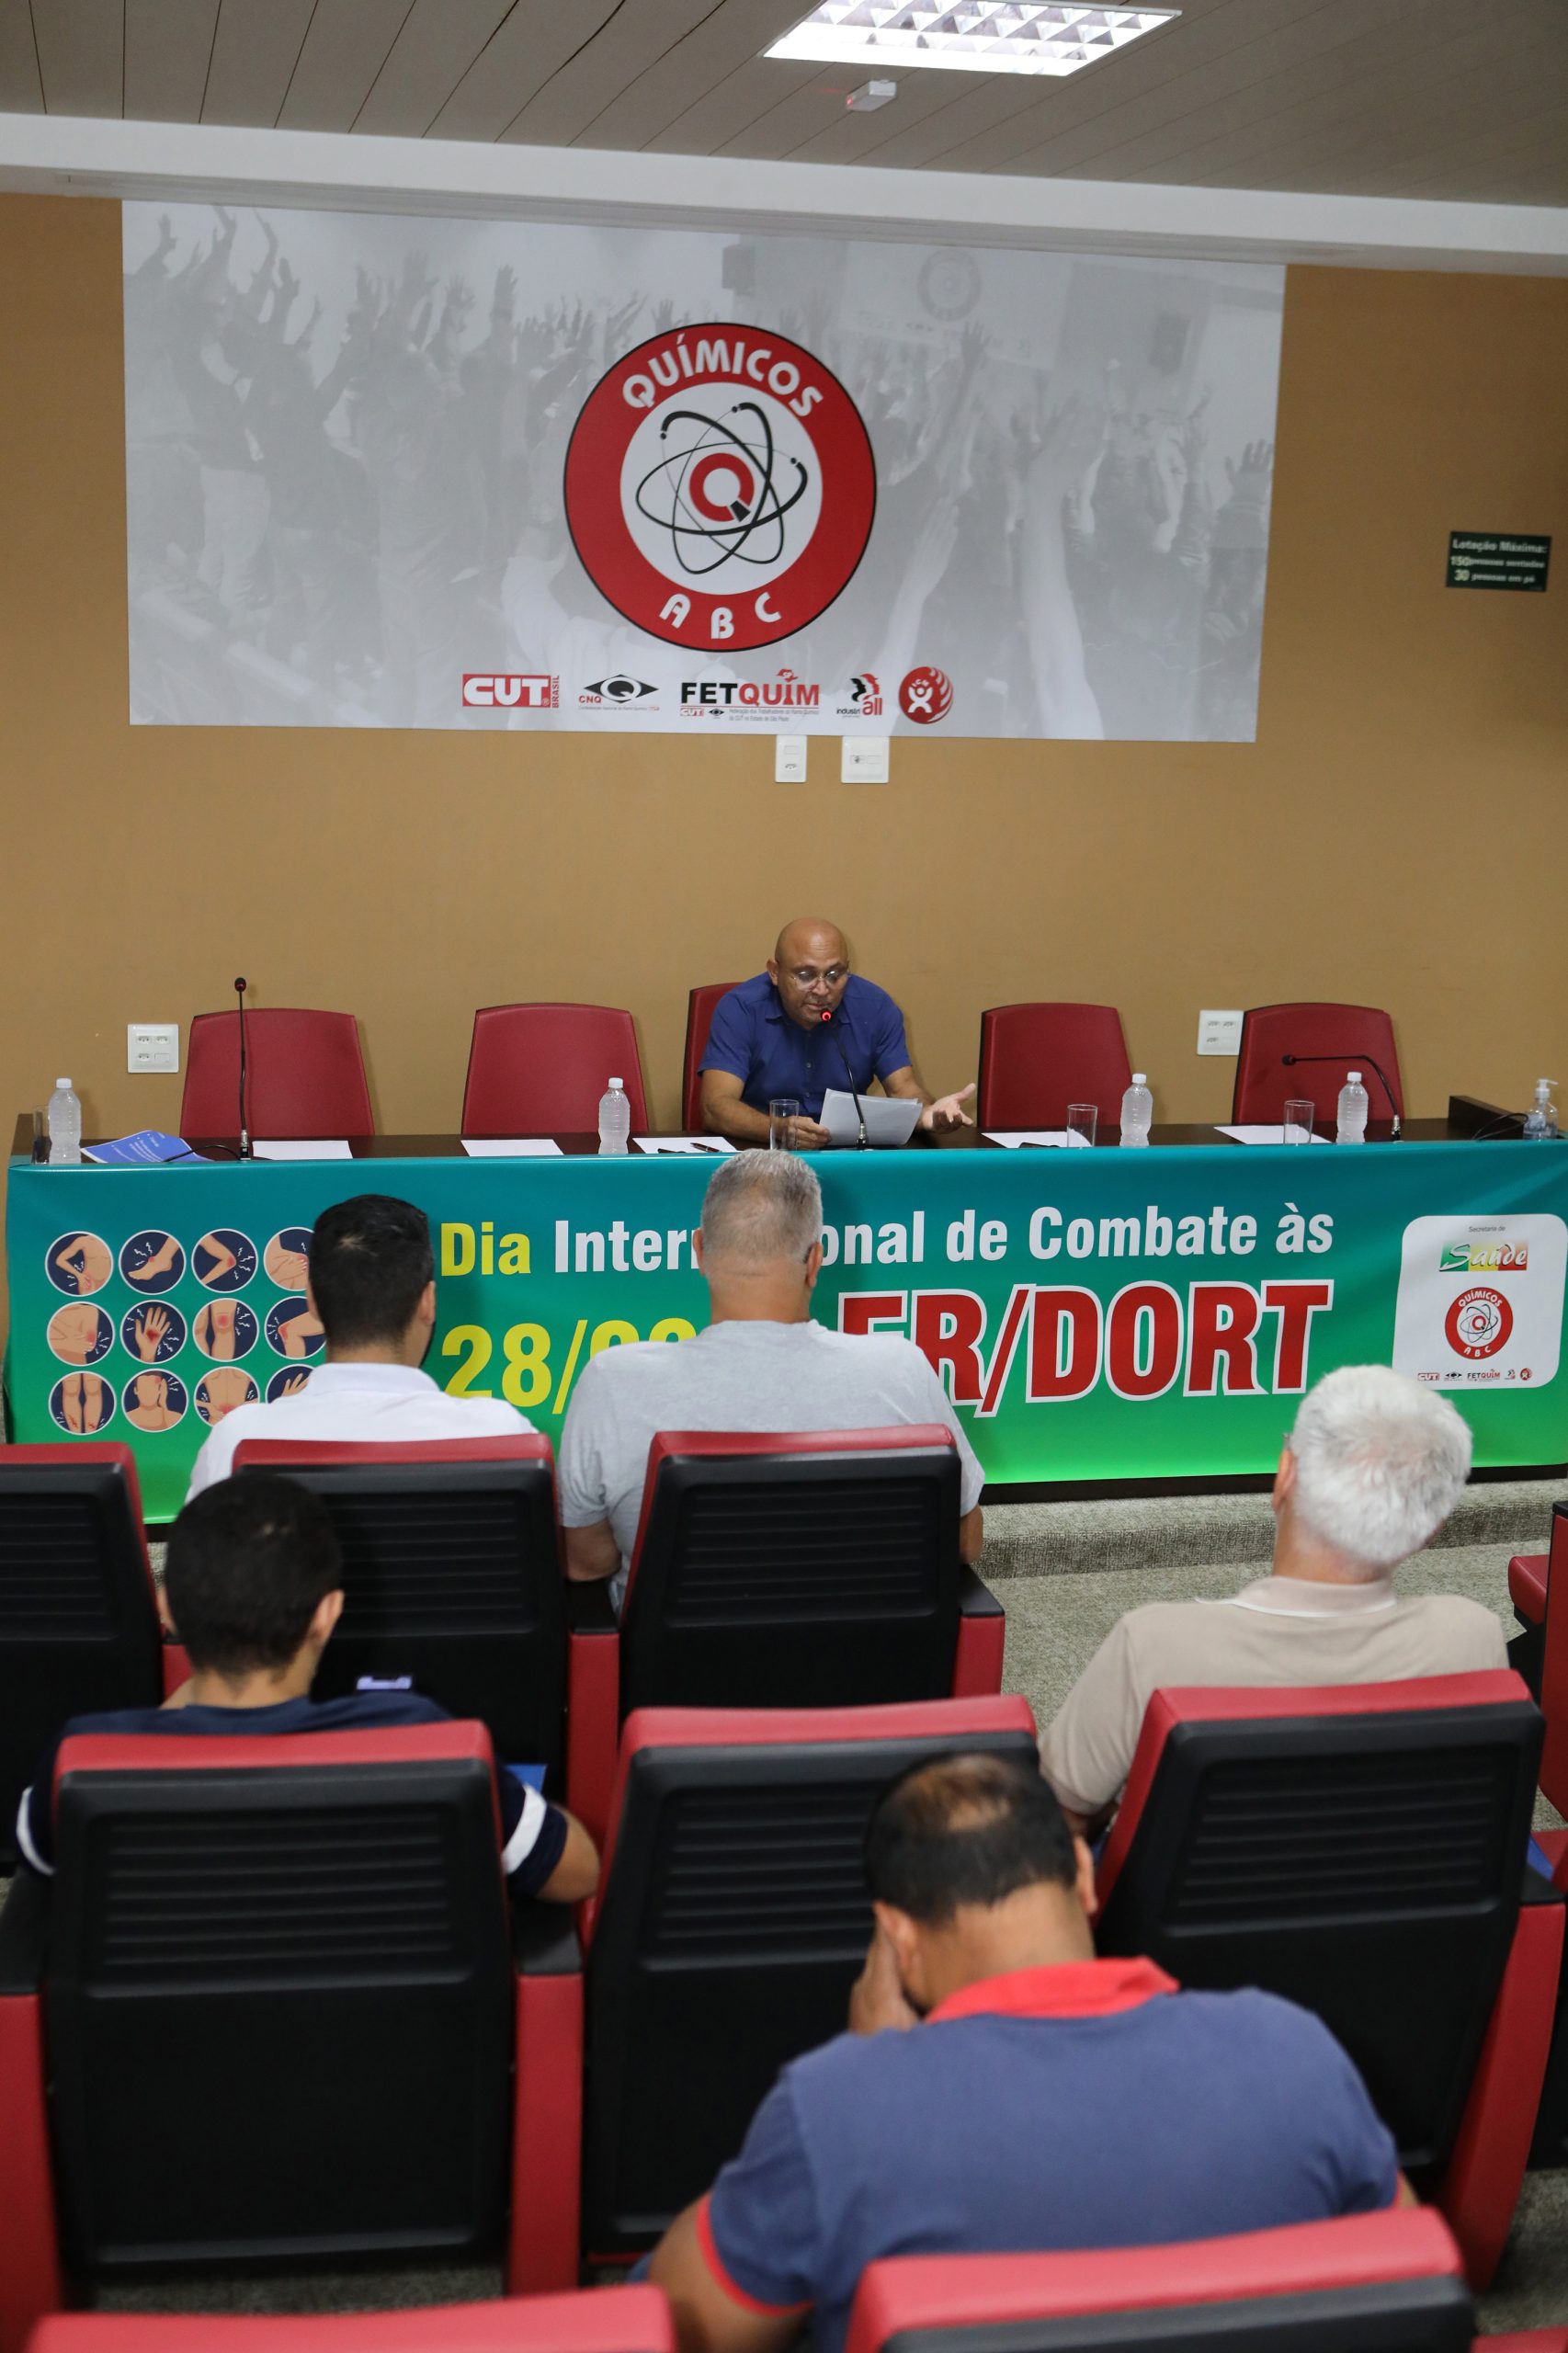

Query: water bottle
1335 1071 1369 1145
1119 1073 1153 1147
1523 1078 1560 1141
47 1077 82 1165
597 1076 631 1155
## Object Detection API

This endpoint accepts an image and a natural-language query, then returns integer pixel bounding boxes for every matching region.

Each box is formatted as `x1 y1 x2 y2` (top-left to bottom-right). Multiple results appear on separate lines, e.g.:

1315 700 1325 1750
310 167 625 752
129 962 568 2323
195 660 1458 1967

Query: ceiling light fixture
768 5 1178 79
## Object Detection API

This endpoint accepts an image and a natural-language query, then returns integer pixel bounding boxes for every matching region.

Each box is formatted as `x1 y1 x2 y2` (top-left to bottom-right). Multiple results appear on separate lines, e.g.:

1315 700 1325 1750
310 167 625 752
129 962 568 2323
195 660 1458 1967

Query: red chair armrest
1511 1554 1549 1627
953 1570 1006 1698
1437 1880 1565 2290
0 1877 63 2351
507 1907 584 2295
567 1585 620 1855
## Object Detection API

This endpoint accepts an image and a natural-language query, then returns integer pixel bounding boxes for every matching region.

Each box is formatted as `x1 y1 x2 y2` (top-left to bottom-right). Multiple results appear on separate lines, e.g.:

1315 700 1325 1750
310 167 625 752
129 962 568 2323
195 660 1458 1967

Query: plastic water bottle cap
1346 1072 1361 1083
56 1077 72 1089
608 1077 624 1091
1131 1074 1146 1086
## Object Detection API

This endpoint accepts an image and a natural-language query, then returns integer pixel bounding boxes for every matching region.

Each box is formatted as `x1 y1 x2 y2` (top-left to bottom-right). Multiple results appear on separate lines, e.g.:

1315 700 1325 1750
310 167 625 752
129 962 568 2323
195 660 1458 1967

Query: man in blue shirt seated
16 1471 599 1904
700 916 975 1149
646 1754 1403 2353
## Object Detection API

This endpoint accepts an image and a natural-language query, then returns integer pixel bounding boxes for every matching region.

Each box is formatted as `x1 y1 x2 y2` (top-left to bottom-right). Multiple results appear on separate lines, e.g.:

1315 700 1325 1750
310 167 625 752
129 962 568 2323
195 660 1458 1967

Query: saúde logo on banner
1392 1214 1567 1389
563 324 876 653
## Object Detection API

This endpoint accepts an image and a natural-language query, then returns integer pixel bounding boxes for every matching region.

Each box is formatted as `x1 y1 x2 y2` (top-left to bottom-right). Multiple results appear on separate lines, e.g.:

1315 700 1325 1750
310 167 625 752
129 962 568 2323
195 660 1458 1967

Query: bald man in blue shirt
700 918 975 1150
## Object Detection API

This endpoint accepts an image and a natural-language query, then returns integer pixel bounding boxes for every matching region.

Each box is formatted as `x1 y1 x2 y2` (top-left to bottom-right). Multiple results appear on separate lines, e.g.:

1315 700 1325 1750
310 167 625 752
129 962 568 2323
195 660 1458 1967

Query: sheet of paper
820 1089 924 1150
251 1139 355 1161
983 1130 1083 1150
460 1137 565 1157
81 1130 205 1165
1215 1124 1331 1146
634 1136 737 1155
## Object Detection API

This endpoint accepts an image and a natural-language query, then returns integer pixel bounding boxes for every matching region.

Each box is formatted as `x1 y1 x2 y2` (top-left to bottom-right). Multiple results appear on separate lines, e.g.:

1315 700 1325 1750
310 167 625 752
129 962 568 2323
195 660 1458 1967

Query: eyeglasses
788 965 847 986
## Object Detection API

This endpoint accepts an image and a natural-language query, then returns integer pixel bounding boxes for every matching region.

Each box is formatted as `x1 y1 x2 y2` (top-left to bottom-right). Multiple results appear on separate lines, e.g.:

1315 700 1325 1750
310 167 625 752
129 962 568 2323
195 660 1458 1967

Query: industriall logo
835 673 883 719
563 323 876 653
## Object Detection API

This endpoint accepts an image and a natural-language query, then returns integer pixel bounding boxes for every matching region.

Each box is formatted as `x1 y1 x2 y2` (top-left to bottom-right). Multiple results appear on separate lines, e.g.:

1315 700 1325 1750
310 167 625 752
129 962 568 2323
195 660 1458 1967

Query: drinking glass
769 1098 801 1151
1283 1097 1316 1145
1066 1104 1097 1148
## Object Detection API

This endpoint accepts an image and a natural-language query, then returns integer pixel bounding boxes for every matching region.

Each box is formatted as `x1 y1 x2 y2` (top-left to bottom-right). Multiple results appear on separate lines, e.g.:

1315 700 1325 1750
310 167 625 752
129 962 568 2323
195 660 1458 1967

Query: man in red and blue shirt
647 1753 1402 2353
17 1470 597 1904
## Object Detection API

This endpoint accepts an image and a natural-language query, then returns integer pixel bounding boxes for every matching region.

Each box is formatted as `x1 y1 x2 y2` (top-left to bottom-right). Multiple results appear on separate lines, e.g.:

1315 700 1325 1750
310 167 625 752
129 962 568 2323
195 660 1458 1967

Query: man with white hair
1042 1365 1506 1833
558 1152 983 1604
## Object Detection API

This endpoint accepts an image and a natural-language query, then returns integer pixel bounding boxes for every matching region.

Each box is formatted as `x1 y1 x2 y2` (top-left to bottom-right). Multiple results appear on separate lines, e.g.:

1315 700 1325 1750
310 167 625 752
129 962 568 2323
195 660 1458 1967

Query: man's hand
849 1927 917 2036
784 1113 834 1152
132 1305 171 1362
919 1084 976 1134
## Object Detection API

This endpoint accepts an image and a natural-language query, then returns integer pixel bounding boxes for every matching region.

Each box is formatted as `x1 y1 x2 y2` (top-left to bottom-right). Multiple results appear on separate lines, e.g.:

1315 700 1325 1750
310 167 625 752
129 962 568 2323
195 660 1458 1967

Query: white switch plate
775 734 808 783
1197 1009 1244 1057
842 735 890 783
128 1022 179 1074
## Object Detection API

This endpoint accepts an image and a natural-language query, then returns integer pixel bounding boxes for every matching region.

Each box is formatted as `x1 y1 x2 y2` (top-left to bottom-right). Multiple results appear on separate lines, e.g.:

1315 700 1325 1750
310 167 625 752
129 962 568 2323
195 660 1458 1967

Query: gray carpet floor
78 1482 1568 2324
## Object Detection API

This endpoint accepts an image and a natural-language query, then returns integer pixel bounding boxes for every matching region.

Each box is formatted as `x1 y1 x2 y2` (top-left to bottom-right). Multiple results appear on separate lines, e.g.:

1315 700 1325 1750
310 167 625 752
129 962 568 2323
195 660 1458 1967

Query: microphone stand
234 976 253 1161
1281 1052 1403 1141
823 1010 869 1149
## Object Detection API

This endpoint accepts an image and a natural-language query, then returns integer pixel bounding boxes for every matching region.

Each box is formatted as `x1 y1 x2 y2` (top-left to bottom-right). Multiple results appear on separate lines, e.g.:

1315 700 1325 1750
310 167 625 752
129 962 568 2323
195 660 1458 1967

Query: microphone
821 1007 869 1150
1281 1052 1403 1141
234 977 252 1161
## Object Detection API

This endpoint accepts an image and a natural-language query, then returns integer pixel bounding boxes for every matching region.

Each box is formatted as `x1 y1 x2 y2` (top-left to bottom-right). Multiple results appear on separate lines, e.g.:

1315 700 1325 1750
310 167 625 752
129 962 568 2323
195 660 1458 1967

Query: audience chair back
843 2211 1473 2353
1231 1003 1403 1126
25 2285 676 2353
581 1695 1039 2256
976 1003 1133 1131
619 1428 987 1716
1094 1674 1557 2288
1525 1502 1568 1816
181 1009 374 1140
681 983 741 1132
0 1447 165 1870
34 1724 519 2279
231 1438 567 1780
462 1005 648 1135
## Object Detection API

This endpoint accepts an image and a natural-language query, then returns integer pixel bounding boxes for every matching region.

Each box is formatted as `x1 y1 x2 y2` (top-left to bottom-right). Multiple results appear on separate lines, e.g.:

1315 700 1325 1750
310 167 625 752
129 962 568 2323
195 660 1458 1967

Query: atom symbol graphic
633 400 809 577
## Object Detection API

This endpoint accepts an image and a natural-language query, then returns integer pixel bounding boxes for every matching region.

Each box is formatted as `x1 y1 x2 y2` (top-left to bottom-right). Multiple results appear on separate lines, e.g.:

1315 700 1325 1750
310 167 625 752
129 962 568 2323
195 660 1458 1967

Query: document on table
1215 1125 1331 1145
460 1138 565 1157
821 1090 923 1150
251 1140 355 1161
983 1131 1085 1149
634 1137 736 1154
82 1130 205 1165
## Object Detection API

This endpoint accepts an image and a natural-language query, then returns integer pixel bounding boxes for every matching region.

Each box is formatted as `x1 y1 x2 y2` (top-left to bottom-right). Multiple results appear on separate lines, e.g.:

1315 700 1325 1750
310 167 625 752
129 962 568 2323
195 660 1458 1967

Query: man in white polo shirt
186 1193 531 1495
557 1152 983 1608
1041 1363 1506 1834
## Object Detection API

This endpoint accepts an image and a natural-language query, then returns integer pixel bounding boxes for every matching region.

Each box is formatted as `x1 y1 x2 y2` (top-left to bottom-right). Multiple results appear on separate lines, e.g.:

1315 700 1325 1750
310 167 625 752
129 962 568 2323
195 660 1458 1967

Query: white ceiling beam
0 108 1562 273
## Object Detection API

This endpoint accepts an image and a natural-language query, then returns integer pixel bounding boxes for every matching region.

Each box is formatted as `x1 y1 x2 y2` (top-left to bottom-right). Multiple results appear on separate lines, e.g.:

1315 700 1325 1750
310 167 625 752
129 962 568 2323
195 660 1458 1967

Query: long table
7 1112 1567 1520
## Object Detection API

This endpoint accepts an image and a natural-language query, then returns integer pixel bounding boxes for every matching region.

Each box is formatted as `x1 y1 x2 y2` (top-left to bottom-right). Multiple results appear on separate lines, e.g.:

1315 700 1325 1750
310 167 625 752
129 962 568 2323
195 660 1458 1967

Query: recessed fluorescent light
767 5 1178 78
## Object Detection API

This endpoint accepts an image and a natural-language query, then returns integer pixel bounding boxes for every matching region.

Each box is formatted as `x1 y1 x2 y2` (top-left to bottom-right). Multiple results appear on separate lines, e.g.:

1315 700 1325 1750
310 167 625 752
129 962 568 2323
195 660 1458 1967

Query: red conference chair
1093 1674 1559 2289
1232 1003 1403 1127
681 982 741 1131
26 2286 675 2353
579 1696 1039 2259
843 2211 1472 2353
565 1427 1006 1846
0 1446 186 1869
232 1438 567 1784
1505 1504 1568 1808
181 1009 374 1140
977 1004 1132 1131
462 1005 648 1136
0 1722 583 2347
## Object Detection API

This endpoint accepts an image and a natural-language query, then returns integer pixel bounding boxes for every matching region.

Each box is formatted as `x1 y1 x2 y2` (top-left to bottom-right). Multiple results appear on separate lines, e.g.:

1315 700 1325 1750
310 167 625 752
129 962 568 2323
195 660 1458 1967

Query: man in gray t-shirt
558 1154 984 1605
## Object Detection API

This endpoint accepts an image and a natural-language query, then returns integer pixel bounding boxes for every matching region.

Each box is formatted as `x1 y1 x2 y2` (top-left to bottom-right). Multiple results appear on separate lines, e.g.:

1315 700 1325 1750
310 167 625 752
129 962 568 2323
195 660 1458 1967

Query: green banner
7 1142 1567 1522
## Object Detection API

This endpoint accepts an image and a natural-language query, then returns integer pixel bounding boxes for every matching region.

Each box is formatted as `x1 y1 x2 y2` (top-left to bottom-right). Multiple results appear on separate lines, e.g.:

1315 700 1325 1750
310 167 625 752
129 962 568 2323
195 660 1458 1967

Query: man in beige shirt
1043 1364 1506 1831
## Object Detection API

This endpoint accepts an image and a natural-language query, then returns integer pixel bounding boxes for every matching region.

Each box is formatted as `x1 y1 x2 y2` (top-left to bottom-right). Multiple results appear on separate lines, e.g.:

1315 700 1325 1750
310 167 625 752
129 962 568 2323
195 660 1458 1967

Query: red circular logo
1445 1286 1514 1359
562 324 875 652
900 665 953 724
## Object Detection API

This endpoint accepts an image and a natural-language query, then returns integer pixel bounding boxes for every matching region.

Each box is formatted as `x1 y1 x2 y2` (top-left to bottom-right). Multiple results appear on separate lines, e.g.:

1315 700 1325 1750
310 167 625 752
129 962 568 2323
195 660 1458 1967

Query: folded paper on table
460 1138 565 1157
984 1130 1082 1150
821 1090 923 1150
633 1136 737 1155
250 1139 355 1161
1216 1124 1332 1146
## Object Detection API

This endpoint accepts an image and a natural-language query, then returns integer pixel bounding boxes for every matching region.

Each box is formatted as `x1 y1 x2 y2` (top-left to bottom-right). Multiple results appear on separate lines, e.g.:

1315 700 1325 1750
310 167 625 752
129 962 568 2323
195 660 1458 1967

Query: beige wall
2 197 1566 1334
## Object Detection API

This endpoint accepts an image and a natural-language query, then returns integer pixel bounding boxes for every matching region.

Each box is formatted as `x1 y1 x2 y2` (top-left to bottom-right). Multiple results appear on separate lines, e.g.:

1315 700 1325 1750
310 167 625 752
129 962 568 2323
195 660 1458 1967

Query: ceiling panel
0 0 43 112
499 0 725 148
574 0 817 153
642 50 823 155
125 0 220 122
773 64 987 165
429 0 623 141
31 0 122 118
352 0 513 137
277 0 414 133
201 0 314 128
